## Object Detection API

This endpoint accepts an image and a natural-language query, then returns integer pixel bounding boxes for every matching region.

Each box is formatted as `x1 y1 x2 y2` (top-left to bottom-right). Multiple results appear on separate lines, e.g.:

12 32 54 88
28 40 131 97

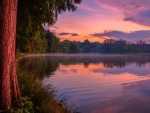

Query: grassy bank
15 52 31 59
15 53 73 113
17 69 70 113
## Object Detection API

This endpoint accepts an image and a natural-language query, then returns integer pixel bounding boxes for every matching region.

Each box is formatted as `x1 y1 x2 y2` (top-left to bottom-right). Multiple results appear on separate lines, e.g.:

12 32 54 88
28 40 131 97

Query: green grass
15 52 30 59
17 68 71 113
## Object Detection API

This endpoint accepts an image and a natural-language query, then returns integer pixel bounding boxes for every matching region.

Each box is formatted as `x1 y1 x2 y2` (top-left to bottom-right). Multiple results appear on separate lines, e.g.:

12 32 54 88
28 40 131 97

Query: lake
18 53 150 113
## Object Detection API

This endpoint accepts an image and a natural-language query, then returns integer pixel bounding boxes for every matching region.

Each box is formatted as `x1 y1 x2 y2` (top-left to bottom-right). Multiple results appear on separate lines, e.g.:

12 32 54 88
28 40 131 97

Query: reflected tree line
16 30 150 53
18 55 150 79
18 56 59 79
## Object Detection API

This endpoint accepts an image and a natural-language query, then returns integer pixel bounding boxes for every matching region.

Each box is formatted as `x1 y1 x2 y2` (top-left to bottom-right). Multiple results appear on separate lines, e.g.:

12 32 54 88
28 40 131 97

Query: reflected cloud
92 63 150 76
70 69 78 73
59 69 68 74
78 79 150 113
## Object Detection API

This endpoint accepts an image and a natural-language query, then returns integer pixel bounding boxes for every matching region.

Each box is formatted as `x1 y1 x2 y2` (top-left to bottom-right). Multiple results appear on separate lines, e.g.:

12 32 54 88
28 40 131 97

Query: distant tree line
16 30 150 53
60 39 150 53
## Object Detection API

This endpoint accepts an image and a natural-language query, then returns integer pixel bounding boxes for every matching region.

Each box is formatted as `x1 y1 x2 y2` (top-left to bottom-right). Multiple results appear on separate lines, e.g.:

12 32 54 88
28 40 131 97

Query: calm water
19 54 150 113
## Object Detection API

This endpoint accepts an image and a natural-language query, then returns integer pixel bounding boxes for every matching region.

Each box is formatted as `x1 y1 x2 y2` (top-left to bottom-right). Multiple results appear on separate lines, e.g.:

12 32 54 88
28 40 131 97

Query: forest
16 30 150 53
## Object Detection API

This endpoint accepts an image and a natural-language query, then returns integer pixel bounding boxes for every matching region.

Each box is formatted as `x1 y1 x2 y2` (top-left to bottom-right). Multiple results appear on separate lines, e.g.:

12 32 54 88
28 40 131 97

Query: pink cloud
91 30 150 43
94 0 150 26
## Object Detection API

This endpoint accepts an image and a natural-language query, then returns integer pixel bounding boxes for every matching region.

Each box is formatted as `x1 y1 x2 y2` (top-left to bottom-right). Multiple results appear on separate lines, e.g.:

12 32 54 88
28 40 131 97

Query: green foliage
16 0 82 53
17 64 71 113
17 0 82 31
0 97 34 113
15 53 29 59
59 39 150 53
83 45 90 53
17 37 150 54
60 40 71 53
60 40 81 53
16 30 48 53
46 31 60 53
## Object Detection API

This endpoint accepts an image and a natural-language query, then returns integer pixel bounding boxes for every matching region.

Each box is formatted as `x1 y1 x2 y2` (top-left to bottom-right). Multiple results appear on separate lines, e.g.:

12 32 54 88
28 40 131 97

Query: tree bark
0 0 21 109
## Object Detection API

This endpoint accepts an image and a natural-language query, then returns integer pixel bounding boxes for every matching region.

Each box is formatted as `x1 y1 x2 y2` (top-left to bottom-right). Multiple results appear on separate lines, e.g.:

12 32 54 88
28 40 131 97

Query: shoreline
16 52 71 113
16 53 150 59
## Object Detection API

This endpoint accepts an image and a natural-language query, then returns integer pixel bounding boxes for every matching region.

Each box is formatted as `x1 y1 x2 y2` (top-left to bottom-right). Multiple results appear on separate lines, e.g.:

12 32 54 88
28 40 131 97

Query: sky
47 0 150 43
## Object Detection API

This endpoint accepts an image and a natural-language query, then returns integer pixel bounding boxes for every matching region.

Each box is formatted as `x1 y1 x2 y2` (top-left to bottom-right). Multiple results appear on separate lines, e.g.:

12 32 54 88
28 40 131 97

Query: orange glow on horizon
59 35 105 43
52 19 150 43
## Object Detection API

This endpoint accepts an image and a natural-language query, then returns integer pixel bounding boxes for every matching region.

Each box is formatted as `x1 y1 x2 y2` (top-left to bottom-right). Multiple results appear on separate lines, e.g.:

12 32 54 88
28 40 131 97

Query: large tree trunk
0 0 21 109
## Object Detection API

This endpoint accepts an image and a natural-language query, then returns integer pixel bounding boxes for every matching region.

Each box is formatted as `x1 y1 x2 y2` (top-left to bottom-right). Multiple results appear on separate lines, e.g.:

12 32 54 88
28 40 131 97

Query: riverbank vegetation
16 68 71 113
1 53 74 113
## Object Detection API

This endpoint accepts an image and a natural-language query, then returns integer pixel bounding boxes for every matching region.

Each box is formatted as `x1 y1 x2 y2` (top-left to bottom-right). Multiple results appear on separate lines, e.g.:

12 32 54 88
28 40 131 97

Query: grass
15 52 29 59
15 52 77 113
15 52 40 59
17 69 71 113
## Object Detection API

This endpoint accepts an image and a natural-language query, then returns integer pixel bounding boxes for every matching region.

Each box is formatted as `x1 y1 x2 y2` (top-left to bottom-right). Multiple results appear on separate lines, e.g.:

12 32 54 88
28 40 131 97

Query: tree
17 0 82 45
60 40 71 53
17 30 48 53
70 42 80 53
16 30 46 53
83 45 90 53
0 0 21 109
102 39 115 53
0 0 82 109
46 31 60 53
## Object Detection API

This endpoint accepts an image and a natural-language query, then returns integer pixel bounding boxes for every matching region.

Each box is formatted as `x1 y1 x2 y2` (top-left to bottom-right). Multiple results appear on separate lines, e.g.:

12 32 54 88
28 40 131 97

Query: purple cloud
91 30 150 43
94 0 150 26
59 32 79 36
138 10 150 18
72 33 79 36
59 32 70 36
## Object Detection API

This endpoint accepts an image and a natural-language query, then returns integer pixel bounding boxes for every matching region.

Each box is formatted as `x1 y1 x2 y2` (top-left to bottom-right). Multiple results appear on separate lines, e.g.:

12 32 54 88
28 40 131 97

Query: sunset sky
49 0 150 43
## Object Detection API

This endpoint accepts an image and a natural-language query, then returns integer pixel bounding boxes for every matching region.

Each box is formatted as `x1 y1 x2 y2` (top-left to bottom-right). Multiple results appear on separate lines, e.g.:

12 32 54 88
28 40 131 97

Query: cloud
79 1 114 17
91 30 150 42
79 4 95 13
59 32 79 37
70 69 78 73
94 0 150 27
59 32 70 36
72 33 79 36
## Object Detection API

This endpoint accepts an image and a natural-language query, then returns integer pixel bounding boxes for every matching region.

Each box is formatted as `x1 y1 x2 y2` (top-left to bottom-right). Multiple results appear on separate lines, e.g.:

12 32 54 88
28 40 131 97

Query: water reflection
18 56 60 79
92 63 150 76
18 54 150 113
